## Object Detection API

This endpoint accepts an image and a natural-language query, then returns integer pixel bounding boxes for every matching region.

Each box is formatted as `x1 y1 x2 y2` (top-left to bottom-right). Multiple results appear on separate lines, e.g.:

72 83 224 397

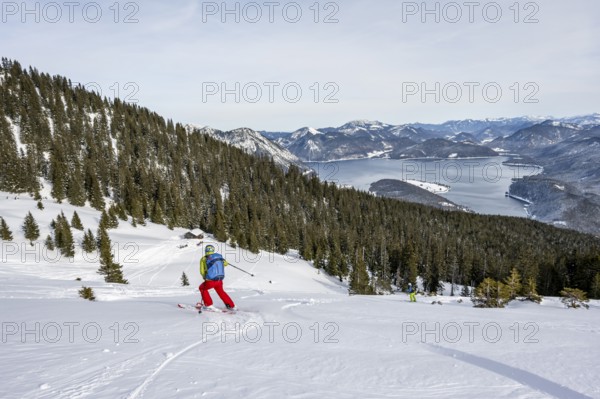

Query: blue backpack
206 253 225 281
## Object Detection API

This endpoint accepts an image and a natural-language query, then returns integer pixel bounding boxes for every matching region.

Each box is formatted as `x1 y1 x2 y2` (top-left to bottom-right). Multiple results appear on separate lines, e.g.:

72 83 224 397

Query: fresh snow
404 179 450 194
1 192 599 399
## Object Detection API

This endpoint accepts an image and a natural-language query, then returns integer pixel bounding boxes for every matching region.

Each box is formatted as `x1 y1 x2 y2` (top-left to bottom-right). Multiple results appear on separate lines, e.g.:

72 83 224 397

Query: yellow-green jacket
200 254 229 280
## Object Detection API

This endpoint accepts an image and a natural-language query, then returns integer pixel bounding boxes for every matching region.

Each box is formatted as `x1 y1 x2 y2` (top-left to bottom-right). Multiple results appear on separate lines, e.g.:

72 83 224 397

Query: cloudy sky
2 0 599 131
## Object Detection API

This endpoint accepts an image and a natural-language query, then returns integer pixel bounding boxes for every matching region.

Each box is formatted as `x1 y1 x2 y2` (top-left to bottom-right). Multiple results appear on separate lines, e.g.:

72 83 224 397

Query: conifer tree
326 242 342 278
560 288 589 309
460 285 471 297
108 205 119 228
213 209 227 242
472 278 511 308
53 213 66 249
49 143 66 202
82 229 97 253
22 212 40 244
350 248 373 295
45 234 55 251
52 212 75 257
181 272 189 286
79 286 96 301
0 217 13 241
504 268 522 300
523 276 542 303
97 226 127 284
130 197 145 226
88 175 105 210
100 209 118 230
151 202 165 225
247 221 260 254
402 241 418 288
67 161 86 206
0 106 23 192
59 222 75 258
71 211 84 230
591 273 600 300
115 203 128 221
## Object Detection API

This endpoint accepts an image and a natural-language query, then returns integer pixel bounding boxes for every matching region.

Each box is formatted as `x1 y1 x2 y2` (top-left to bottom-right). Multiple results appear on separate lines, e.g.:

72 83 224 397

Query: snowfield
1 192 599 399
403 180 450 194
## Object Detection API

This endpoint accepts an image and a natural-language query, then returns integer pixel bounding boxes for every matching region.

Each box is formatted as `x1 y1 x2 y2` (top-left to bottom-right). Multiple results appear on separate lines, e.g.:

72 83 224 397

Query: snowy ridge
185 124 307 171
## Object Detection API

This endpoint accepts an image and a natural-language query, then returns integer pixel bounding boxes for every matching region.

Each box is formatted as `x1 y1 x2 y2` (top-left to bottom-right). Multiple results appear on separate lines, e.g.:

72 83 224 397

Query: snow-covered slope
186 125 307 171
1 192 599 399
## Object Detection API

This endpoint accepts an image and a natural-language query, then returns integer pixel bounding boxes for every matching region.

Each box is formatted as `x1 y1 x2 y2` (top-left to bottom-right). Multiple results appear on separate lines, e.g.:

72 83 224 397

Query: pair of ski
178 303 237 314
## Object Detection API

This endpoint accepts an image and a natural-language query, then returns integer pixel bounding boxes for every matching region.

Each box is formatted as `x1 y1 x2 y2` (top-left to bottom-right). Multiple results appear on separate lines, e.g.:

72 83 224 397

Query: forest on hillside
1 59 599 296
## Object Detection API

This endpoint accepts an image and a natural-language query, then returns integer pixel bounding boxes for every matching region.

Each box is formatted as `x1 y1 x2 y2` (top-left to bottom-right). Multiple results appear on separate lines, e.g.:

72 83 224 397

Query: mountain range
260 115 600 162
195 115 600 168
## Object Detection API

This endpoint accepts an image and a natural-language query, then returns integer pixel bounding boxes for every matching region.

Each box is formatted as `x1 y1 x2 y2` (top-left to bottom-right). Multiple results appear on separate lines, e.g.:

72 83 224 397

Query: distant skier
198 245 235 310
407 282 416 302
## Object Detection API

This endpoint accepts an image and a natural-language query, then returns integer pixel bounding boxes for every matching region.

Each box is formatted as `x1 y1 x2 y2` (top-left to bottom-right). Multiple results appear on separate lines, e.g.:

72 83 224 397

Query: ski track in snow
127 310 265 399
126 340 207 399
426 345 594 399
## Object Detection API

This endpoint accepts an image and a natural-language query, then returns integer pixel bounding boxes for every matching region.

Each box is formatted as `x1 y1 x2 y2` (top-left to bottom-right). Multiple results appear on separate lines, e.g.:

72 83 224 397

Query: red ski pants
199 280 235 308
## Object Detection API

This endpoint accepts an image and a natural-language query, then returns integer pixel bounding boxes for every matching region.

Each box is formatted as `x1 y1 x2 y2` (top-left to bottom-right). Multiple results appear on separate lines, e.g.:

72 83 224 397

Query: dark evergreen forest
1 59 599 295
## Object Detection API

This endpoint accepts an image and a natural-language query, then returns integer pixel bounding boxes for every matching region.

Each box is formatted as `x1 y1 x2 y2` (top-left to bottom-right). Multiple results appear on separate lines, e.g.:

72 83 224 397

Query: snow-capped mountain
487 120 583 152
272 120 496 161
410 116 549 142
559 113 600 127
186 125 306 170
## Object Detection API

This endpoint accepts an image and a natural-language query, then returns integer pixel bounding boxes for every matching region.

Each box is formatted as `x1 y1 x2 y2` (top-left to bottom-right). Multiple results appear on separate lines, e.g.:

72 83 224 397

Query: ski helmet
205 245 215 254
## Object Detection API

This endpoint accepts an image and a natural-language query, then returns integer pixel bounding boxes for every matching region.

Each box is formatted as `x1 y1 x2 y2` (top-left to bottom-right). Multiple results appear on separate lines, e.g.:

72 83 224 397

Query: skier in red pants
198 245 235 310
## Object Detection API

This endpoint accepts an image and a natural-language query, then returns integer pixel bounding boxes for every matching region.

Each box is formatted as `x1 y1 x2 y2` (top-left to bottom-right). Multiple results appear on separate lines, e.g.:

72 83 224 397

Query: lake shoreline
309 157 532 218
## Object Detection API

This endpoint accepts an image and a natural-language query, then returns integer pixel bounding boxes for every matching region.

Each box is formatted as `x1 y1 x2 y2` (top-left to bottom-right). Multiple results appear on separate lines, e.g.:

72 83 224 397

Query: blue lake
308 157 541 217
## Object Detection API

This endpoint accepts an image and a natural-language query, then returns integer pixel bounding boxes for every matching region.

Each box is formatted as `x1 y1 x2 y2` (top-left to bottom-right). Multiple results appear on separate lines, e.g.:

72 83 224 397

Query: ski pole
230 264 254 277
